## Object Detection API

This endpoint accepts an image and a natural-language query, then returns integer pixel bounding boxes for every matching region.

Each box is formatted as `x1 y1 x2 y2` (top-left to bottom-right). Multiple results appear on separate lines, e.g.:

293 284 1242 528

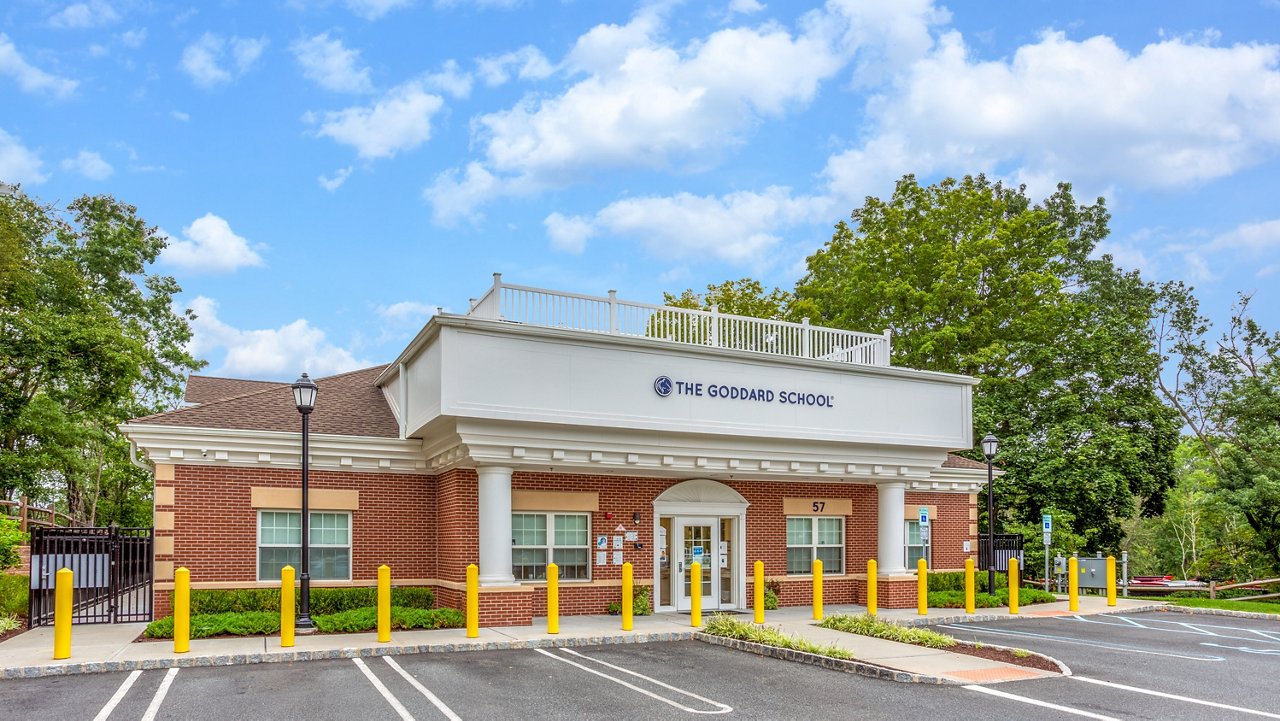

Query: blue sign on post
1043 514 1053 533
919 507 930 526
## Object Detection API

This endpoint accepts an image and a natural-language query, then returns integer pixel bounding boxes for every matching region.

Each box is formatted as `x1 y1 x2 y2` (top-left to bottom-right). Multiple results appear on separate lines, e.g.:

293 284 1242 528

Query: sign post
1042 514 1053 592
919 507 931 568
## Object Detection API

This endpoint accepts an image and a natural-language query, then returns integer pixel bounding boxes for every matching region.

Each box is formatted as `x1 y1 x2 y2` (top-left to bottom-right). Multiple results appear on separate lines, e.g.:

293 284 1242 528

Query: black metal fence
979 533 1025 572
28 526 153 626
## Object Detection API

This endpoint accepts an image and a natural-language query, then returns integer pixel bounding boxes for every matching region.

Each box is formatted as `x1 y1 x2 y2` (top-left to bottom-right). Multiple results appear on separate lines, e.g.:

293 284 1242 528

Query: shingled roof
941 453 988 470
132 365 399 438
184 376 282 405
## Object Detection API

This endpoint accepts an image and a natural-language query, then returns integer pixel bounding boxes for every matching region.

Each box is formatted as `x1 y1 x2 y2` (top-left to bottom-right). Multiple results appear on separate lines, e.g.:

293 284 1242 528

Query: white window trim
904 519 931 569
256 509 353 582
512 511 592 583
785 516 845 575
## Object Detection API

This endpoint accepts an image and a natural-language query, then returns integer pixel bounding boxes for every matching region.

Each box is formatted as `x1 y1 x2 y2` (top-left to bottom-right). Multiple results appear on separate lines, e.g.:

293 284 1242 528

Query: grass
1 574 28 617
818 614 957 649
702 614 855 660
1166 597 1280 615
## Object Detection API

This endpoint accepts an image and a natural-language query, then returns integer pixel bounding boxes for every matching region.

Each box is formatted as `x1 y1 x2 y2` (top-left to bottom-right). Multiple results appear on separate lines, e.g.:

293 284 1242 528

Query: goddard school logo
651 376 835 408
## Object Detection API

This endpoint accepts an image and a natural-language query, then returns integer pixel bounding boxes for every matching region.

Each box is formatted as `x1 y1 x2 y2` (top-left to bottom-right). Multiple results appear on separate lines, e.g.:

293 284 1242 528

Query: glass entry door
675 517 718 611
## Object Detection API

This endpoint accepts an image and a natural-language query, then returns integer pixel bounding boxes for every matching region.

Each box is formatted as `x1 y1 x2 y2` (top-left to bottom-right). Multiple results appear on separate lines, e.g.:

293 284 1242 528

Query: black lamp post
982 433 999 595
292 373 318 631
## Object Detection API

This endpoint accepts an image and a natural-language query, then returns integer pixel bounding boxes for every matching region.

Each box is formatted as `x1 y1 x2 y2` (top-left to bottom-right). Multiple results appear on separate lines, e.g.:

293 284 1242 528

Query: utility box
1077 555 1108 589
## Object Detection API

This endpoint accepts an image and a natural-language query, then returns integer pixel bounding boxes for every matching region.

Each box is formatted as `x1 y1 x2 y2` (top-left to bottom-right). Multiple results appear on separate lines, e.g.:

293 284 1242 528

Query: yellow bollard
1107 556 1117 607
378 564 391 643
1009 557 1019 614
174 567 190 654
547 562 559 634
1068 556 1079 611
466 563 479 638
690 561 702 628
281 565 295 648
753 561 765 624
917 558 928 616
812 558 824 621
867 559 878 617
622 562 634 631
53 568 72 660
964 558 975 614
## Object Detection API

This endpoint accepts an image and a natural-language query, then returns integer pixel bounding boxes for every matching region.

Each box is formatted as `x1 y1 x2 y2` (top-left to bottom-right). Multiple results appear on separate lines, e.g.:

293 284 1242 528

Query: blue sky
4 0 1279 381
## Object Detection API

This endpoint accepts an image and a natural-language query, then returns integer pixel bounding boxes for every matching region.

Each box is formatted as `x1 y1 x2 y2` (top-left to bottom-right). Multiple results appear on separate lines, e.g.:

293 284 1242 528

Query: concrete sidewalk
0 595 1162 683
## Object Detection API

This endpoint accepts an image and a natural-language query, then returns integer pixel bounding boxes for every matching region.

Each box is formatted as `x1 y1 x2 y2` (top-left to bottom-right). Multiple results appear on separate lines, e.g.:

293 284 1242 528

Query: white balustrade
466 274 891 367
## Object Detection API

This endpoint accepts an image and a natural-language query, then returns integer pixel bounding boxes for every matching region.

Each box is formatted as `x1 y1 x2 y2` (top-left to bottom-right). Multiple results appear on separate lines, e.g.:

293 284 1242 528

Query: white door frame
652 479 749 613
674 516 718 611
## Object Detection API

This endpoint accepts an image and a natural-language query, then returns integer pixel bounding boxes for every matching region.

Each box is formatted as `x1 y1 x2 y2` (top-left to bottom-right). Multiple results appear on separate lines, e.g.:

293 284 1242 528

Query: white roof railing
467 273 892 367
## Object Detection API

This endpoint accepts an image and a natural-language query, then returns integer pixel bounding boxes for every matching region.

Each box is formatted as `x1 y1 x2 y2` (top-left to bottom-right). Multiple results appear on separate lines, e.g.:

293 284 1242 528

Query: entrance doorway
652 479 749 614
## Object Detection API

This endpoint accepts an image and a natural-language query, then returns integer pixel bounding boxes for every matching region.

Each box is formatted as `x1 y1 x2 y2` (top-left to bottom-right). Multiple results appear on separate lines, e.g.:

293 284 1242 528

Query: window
512 512 590 581
786 517 844 574
905 520 930 570
257 510 351 581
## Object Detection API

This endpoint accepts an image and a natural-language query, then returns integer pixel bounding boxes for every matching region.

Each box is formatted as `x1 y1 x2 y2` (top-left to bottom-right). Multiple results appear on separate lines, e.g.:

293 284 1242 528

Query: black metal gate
28 526 153 626
979 533 1025 573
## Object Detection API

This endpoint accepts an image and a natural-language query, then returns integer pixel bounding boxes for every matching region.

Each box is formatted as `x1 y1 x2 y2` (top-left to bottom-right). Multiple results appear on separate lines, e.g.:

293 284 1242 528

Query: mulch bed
945 639 1061 672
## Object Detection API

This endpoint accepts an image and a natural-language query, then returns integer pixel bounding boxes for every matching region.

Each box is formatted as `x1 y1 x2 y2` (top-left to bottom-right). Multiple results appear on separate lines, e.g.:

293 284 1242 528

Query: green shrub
0 613 20 633
1 574 28 616
145 611 281 639
183 586 435 615
926 586 1058 608
0 518 24 571
928 571 1007 593
311 606 464 633
763 587 779 610
703 614 854 660
633 586 652 616
998 587 1058 605
819 614 956 649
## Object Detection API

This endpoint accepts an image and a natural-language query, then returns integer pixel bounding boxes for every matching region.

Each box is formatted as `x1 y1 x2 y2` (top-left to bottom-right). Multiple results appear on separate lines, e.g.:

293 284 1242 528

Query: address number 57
812 501 825 512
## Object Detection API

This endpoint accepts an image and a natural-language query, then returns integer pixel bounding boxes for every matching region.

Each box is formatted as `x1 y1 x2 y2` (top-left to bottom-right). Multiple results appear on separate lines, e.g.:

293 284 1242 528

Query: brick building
122 276 992 625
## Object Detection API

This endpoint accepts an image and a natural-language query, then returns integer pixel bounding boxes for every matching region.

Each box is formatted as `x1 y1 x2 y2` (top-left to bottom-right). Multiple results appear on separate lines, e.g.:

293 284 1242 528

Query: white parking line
1069 615 1280 644
533 648 732 714
92 669 142 721
140 668 178 721
938 624 1225 661
353 658 415 721
382 656 462 721
1071 676 1280 719
963 684 1119 720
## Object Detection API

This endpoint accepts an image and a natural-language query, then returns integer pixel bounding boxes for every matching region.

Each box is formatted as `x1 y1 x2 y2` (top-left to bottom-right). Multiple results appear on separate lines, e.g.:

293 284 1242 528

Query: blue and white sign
652 376 835 408
692 546 704 561
1042 514 1053 533
919 507 930 526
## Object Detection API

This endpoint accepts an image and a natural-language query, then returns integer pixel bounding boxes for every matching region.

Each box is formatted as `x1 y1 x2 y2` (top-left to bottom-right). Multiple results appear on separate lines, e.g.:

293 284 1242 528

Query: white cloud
543 212 594 254
60 150 113 180
0 33 79 98
310 81 444 159
181 33 268 88
161 213 266 272
291 32 373 93
727 0 765 16
823 30 1280 203
475 45 553 86
1210 219 1280 256
49 1 120 29
120 28 147 48
318 165 353 191
377 300 439 321
345 0 413 20
1178 219 1280 281
425 59 472 98
0 127 48 184
170 110 190 121
187 296 367 378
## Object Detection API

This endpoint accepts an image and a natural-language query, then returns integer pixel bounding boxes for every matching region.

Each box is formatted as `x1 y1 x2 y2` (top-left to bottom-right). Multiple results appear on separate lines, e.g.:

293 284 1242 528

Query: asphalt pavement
937 610 1280 720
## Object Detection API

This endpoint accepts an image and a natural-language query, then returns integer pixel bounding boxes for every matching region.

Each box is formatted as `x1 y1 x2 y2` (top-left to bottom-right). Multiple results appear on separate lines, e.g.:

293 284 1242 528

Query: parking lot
3 611 1278 720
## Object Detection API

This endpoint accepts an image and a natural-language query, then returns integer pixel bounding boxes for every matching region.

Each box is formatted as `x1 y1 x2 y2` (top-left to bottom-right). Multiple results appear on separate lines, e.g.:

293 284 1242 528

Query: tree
0 189 203 522
792 174 1178 548
663 278 804 321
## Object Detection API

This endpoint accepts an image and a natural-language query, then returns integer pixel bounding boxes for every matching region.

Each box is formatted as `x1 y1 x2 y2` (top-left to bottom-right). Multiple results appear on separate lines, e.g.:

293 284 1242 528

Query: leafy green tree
792 174 1178 548
663 278 806 321
0 517 23 570
0 189 202 523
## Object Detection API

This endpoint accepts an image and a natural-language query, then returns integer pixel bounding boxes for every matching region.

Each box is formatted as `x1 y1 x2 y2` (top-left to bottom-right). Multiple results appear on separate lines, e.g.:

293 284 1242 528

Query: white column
477 465 515 586
876 481 908 575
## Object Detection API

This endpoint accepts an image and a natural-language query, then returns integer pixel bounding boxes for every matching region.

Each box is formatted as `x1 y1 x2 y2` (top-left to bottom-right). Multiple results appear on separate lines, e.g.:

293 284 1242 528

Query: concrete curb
0 630 696 680
694 632 948 684
1157 606 1280 621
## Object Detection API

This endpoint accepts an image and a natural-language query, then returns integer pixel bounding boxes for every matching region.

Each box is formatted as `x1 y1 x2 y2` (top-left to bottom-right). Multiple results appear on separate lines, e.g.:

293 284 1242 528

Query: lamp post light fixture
981 433 999 595
292 373 318 631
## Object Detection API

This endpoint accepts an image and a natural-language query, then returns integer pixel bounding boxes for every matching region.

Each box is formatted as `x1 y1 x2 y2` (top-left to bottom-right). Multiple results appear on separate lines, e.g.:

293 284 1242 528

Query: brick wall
155 464 975 619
